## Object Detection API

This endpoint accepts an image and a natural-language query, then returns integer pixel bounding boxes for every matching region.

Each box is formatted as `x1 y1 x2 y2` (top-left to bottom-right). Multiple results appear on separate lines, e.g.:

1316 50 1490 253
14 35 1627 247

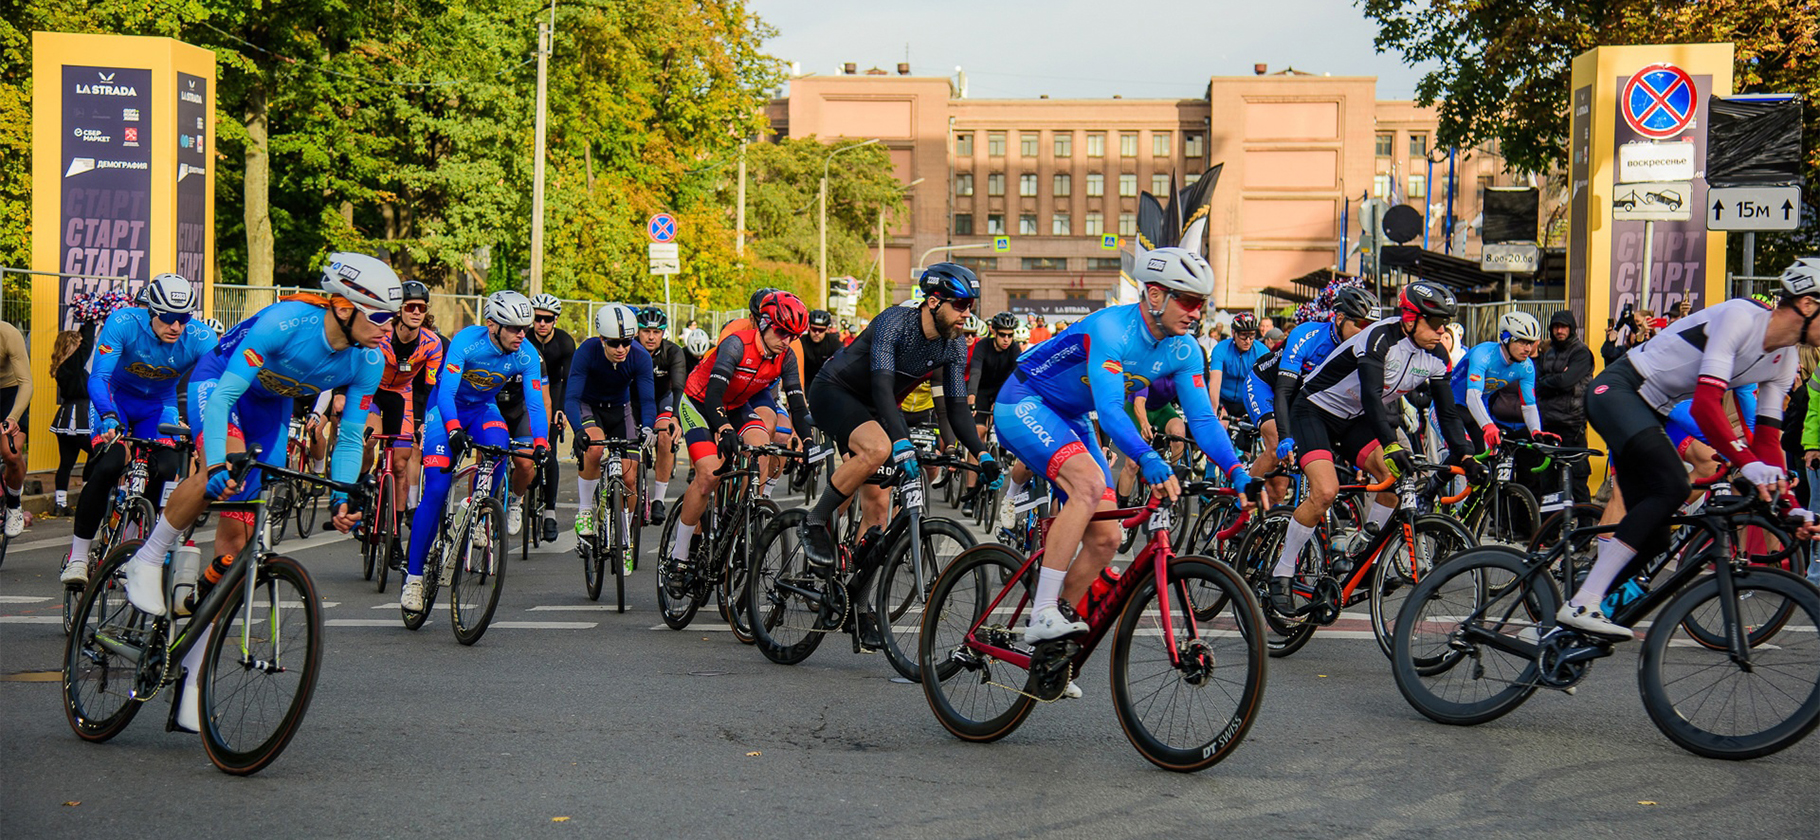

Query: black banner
176 72 208 294
59 64 152 330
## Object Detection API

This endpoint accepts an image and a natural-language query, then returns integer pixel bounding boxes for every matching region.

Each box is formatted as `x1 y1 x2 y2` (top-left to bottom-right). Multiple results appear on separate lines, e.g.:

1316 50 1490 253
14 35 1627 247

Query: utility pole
528 4 554 297
818 138 880 309
735 140 747 258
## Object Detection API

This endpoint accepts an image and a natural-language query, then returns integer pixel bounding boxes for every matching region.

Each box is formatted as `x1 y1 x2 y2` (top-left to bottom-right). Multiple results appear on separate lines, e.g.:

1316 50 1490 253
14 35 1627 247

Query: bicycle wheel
373 482 397 594
582 480 608 602
746 507 828 665
1111 555 1267 772
364 472 396 582
877 517 976 682
1477 482 1541 549
267 480 295 545
449 496 508 646
1232 509 1318 657
654 501 701 630
63 541 150 742
1369 513 1474 661
295 482 319 538
198 555 323 775
68 496 156 634
919 543 1037 741
1391 547 1547 726
721 500 775 644
1676 521 1803 650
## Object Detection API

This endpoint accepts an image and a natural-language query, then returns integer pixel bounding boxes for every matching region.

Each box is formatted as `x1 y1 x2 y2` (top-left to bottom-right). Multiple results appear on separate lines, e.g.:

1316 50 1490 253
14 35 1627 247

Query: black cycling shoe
649 499 667 525
853 612 885 653
1268 576 1298 615
800 518 837 570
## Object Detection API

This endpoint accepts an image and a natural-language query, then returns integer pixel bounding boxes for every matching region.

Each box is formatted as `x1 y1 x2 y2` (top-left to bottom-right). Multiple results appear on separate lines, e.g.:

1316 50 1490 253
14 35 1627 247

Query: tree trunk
243 85 273 286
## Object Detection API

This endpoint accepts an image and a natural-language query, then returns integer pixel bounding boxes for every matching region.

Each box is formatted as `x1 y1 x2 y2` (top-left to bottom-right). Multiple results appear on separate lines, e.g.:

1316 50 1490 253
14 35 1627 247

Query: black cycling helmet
1397 280 1457 323
1331 285 1376 321
1231 312 1259 335
989 311 1018 331
636 306 667 329
808 309 833 327
401 280 430 303
918 263 981 301
748 287 782 320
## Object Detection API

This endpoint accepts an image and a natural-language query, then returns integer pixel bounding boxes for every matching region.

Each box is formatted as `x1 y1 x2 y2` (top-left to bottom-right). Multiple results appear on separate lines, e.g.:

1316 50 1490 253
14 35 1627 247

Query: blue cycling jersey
564 337 656 429
1208 336 1267 405
1668 384 1758 449
1279 322 1340 378
88 308 217 420
435 325 550 445
1450 340 1540 432
1011 303 1241 479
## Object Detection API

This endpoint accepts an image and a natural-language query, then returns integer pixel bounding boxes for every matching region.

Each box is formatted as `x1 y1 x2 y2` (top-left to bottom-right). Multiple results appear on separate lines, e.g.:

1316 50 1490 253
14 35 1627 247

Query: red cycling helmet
1396 281 1457 325
757 290 809 337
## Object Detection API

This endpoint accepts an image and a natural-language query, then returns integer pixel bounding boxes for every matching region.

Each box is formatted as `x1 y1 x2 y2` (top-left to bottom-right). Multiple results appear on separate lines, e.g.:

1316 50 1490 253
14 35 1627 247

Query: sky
747 0 1437 101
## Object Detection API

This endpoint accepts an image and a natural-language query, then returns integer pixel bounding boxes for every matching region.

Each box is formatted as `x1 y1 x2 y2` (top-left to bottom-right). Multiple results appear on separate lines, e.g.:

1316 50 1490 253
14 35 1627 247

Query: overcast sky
748 0 1437 101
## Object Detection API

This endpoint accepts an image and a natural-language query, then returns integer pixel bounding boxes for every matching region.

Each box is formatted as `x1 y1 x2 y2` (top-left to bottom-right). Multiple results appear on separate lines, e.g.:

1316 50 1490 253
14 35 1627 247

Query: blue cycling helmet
918 263 980 302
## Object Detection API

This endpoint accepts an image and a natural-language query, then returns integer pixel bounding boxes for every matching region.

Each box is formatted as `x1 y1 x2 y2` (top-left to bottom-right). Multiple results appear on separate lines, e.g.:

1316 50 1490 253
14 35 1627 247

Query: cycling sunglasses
941 296 976 313
534 313 557 324
1169 292 1207 314
603 338 633 349
362 309 396 326
1422 315 1451 331
154 312 192 326
402 302 427 314
994 331 1016 339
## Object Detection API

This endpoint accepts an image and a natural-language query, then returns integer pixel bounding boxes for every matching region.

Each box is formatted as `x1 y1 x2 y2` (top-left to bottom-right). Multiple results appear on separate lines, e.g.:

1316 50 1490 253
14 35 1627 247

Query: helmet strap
488 323 511 353
332 308 357 345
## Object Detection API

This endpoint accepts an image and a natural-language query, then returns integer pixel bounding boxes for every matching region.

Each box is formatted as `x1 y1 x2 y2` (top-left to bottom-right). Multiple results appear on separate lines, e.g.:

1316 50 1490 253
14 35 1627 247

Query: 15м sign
1707 185 1803 232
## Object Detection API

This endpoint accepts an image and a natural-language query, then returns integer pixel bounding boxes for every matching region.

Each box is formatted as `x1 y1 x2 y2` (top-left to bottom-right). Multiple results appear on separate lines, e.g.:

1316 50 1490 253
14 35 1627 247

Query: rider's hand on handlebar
1531 430 1561 446
330 501 363 534
1382 443 1415 480
1150 475 1182 503
1740 461 1788 502
205 466 240 500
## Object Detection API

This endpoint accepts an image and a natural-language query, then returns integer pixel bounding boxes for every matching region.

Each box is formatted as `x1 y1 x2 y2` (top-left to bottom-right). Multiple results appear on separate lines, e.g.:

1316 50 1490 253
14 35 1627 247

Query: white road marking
0 595 51 603
0 616 63 624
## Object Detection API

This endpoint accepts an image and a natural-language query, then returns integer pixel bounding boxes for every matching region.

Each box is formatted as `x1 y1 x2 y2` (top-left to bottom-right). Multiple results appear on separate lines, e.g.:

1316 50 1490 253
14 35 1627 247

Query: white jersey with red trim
1623 297 1796 419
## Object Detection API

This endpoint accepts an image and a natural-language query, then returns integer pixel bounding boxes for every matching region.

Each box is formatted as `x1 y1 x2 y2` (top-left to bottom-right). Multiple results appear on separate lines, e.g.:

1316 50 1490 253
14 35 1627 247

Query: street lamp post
819 138 881 309
876 177 924 310
528 2 556 298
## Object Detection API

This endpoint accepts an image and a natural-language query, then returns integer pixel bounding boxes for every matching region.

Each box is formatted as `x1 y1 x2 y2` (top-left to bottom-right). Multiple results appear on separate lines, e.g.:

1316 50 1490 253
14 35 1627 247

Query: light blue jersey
1450 340 1540 432
88 307 217 433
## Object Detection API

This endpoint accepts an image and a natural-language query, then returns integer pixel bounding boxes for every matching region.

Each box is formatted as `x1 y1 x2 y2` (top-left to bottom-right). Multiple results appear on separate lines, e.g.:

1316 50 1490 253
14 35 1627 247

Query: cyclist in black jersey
500 293 575 541
800 265 1003 567
638 305 688 521
962 311 1022 515
801 309 843 383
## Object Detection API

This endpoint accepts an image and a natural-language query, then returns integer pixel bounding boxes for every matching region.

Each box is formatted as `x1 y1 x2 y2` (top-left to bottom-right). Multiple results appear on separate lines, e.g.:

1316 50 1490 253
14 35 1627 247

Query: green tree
730 136 906 308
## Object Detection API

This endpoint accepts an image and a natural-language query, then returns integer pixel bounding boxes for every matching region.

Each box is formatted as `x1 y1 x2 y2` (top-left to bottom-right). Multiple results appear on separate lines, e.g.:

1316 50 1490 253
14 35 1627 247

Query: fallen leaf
746 751 761 757
552 816 571 822
62 801 80 807
1317 675 1328 678
1638 801 1657 806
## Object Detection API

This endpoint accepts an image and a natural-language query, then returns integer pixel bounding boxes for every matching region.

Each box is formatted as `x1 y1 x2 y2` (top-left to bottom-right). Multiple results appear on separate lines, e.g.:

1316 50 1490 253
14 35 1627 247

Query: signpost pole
1640 219 1656 311
1744 231 1755 277
529 16 551 298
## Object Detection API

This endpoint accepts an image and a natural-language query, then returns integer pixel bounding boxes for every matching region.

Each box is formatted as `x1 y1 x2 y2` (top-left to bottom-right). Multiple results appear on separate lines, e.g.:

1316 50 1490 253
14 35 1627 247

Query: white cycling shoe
506 496 524 536
176 677 202 733
1025 604 1089 642
124 559 167 617
400 576 426 612
1556 603 1633 640
60 557 90 587
3 505 22 537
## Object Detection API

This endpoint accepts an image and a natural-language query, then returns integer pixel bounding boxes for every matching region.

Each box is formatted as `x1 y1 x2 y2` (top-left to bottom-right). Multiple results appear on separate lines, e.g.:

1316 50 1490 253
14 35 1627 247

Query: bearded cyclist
567 303 656 563
637 305 688 522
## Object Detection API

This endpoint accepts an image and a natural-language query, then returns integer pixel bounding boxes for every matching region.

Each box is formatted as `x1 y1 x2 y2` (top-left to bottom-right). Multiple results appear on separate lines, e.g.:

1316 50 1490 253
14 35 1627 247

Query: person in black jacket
48 329 93 517
1533 309 1596 504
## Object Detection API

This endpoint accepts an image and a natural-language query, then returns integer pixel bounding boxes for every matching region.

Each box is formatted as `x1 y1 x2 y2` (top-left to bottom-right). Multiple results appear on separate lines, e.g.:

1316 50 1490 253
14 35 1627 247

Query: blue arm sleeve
1740 384 1759 429
1176 364 1242 475
330 351 383 492
522 344 550 446
634 347 656 429
86 315 127 418
563 341 591 425
437 331 474 432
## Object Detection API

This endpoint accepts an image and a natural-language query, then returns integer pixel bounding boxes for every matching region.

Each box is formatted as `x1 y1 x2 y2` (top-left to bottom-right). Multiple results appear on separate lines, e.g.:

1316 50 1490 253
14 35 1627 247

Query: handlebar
223 446 370 499
1116 484 1236 530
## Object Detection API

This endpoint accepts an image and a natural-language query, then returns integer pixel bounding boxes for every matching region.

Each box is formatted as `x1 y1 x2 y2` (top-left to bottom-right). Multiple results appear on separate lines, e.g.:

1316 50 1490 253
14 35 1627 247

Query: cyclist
401 291 551 613
994 247 1248 645
0 318 28 537
1113 374 1189 505
799 265 1002 569
1206 311 1265 420
363 279 441 528
1450 311 1553 453
669 291 815 580
566 303 655 565
637 306 689 522
506 293 575 541
60 274 217 586
1267 280 1476 613
1250 285 1377 506
801 309 843 383
964 311 1022 517
1563 259 1818 638
683 330 712 371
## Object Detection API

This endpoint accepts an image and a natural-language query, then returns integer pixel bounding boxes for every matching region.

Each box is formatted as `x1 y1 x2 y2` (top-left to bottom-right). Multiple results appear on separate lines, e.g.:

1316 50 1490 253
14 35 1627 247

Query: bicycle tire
68 496 157 635
1233 509 1318 657
919 543 1037 742
1110 555 1267 772
364 472 396 582
1475 481 1540 548
1390 547 1546 726
294 481 319 538
1638 566 1820 759
1369 513 1474 661
583 478 609 602
373 481 396 594
655 501 701 630
63 541 150 742
267 480 294 545
877 517 976 682
1677 519 1801 650
449 496 508 646
198 555 323 775
721 500 776 644
746 507 828 665
401 538 442 631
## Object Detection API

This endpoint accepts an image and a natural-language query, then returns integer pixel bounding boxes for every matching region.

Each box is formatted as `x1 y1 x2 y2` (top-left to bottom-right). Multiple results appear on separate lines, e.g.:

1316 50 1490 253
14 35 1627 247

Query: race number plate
902 483 925 511
607 458 623 478
1147 506 1174 533
1497 460 1513 481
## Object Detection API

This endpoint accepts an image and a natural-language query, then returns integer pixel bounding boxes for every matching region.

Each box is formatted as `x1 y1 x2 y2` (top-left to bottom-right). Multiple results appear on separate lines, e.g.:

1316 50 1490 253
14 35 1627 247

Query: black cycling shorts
1586 356 1687 559
810 385 878 456
1289 400 1382 470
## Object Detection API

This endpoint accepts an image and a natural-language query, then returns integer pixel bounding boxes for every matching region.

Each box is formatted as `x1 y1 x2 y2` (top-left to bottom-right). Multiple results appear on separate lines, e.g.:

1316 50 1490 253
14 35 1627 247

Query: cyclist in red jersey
364 280 441 511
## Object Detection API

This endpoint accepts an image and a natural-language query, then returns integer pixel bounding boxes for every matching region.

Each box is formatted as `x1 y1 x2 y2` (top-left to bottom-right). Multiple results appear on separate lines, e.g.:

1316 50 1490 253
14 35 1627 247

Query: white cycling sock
763 477 778 498
68 536 92 565
408 483 422 507
1571 537 1636 609
1033 566 1067 614
576 477 599 510
1367 500 1395 531
55 490 67 506
672 522 695 561
1273 518 1317 578
650 477 666 502
133 517 184 569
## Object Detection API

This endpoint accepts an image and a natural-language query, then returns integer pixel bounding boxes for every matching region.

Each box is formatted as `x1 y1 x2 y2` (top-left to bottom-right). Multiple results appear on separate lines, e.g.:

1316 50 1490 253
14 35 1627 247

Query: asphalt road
4 487 1817 839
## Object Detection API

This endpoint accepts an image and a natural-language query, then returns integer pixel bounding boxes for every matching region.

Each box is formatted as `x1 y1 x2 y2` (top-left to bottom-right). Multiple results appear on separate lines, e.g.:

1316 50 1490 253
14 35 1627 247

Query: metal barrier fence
2 291 26 334
1455 300 1566 346
1728 274 1778 302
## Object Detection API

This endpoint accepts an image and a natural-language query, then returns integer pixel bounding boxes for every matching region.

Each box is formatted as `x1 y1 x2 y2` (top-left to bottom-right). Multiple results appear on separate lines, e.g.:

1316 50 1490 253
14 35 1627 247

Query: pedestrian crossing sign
1100 234 1118 250
993 236 1010 252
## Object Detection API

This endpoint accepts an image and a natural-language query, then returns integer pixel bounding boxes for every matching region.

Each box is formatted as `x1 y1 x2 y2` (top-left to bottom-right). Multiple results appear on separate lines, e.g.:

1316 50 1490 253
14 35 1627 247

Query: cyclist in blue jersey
60 274 217 586
1206 312 1266 419
995 246 1251 644
116 254 400 733
566 303 656 566
401 291 551 612
1248 285 1377 505
1450 311 1555 453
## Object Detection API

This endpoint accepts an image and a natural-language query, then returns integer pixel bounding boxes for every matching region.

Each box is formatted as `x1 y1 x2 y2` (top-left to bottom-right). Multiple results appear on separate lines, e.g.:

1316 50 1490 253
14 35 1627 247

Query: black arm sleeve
700 335 745 432
1273 370 1299 428
967 347 985 398
942 357 988 454
1356 330 1399 446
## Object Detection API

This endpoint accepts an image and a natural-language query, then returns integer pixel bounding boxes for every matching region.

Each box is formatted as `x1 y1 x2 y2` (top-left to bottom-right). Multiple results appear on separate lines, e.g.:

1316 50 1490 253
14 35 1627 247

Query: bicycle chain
985 661 1077 704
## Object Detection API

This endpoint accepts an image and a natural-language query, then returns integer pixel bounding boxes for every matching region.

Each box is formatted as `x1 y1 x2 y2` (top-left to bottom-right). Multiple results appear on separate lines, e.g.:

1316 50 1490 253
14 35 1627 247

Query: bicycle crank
1022 639 1081 702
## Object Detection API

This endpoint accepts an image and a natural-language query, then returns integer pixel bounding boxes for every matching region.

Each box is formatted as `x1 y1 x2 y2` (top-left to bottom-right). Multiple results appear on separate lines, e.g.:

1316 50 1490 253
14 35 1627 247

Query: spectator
48 329 92 518
1262 327 1285 351
1027 315 1052 345
1258 316 1275 335
1533 309 1595 504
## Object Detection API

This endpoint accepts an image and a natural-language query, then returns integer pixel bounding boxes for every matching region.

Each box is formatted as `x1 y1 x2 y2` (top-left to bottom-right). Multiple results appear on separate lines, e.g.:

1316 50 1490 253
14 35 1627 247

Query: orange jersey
378 328 444 393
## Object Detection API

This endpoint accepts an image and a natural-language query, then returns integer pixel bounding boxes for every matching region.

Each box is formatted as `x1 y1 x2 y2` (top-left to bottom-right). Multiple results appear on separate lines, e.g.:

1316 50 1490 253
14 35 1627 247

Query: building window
954 173 974 197
1086 257 1121 271
1118 174 1137 197
1020 132 1039 157
1119 132 1138 157
1477 175 1494 204
1184 172 1200 187
1084 212 1104 235
1086 172 1104 197
1007 289 1031 302
1086 132 1106 157
987 213 1005 234
1118 213 1137 236
1054 133 1072 158
1052 213 1071 235
1022 257 1067 271
956 256 997 270
988 131 1006 156
1372 174 1391 198
1409 133 1428 157
1019 173 1038 197
1151 174 1170 196
1408 174 1427 200
1153 132 1171 157
1184 133 1204 158
953 214 973 235
987 173 1005 196
955 132 973 157
1019 214 1038 235
1375 133 1394 157
1064 289 1089 300
1053 173 1071 197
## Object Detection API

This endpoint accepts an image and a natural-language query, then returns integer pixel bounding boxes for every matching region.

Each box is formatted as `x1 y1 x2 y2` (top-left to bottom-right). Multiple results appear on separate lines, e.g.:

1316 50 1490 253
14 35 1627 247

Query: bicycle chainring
1535 631 1595 689
812 576 849 632
1308 577 1344 625
1024 639 1080 702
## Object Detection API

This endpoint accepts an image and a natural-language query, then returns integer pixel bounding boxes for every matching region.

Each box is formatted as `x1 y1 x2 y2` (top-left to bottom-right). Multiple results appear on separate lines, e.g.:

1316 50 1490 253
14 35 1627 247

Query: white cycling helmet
529 293 562 315
484 290 535 328
685 330 712 355
142 273 196 314
1135 247 1215 297
321 253 403 313
594 303 639 340
1498 311 1542 343
1779 257 1820 299
200 317 226 335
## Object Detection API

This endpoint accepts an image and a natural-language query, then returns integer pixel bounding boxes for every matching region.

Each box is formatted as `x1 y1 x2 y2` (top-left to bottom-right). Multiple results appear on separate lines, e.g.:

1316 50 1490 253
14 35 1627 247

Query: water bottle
171 542 202 615
1077 566 1121 618
1601 578 1647 617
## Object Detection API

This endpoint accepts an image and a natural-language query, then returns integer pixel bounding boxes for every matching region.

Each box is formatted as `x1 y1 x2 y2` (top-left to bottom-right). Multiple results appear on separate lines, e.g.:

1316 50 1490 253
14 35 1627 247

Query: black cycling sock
808 485 851 526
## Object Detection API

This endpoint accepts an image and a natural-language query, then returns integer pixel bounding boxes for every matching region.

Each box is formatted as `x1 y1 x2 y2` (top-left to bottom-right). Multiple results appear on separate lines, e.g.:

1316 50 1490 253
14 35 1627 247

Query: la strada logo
76 72 138 97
